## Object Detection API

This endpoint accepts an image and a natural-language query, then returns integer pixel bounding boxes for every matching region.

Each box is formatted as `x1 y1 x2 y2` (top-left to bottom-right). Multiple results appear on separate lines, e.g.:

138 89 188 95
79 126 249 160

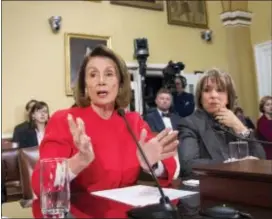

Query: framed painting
166 0 208 29
110 0 164 11
64 33 111 96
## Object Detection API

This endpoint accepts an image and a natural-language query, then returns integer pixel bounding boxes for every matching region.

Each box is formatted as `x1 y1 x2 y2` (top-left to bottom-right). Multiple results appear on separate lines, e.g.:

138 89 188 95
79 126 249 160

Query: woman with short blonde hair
178 68 265 176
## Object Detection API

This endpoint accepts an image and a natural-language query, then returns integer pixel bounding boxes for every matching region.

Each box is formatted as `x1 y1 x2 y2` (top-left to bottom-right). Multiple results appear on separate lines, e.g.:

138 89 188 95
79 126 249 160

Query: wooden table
193 160 272 218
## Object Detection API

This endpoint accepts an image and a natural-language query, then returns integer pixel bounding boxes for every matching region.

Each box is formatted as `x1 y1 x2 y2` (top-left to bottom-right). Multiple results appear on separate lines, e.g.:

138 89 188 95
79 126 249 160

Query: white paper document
182 180 200 187
91 185 198 207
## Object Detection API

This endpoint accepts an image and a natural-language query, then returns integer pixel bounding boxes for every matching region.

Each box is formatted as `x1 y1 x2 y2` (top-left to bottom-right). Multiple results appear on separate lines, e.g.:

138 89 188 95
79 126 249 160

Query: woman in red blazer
31 45 179 218
257 96 272 159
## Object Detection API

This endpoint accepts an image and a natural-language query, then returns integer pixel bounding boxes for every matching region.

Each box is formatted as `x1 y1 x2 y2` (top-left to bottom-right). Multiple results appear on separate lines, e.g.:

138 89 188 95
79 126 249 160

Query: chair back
18 146 39 203
2 147 22 201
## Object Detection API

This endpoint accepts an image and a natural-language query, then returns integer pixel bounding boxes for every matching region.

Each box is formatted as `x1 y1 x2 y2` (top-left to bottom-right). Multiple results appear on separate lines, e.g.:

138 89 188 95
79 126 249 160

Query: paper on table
91 185 198 207
182 179 199 187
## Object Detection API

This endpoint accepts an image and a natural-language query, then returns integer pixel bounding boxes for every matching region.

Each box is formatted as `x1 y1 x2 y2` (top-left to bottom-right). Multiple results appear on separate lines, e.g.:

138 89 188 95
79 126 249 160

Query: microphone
117 109 181 219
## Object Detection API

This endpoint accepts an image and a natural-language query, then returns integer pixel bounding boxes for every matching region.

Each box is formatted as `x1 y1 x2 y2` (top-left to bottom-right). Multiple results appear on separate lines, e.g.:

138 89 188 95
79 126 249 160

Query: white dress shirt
35 129 44 145
157 109 172 129
156 108 180 179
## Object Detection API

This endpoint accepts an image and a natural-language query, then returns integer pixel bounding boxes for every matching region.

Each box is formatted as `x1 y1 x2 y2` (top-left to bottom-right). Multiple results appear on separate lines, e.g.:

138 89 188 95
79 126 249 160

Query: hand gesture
214 108 246 132
137 128 179 171
67 114 95 166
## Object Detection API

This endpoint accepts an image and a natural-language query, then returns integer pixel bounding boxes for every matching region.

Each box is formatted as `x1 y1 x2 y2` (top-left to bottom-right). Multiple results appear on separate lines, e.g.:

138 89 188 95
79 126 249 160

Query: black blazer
12 121 29 142
178 109 266 176
144 109 181 133
17 126 38 148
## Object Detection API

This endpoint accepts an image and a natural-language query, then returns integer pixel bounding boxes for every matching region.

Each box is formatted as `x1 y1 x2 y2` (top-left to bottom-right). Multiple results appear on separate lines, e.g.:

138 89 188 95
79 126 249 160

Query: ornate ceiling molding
220 10 252 27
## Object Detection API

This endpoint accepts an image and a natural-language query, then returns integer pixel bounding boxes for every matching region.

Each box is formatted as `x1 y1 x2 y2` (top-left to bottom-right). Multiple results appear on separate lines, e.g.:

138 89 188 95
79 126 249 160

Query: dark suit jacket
172 91 195 118
144 109 181 133
18 128 38 148
178 109 266 176
12 121 29 142
13 122 38 148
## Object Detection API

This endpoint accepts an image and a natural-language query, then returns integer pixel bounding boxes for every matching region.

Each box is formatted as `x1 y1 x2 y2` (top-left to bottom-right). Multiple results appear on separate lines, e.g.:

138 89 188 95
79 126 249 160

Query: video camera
162 61 186 92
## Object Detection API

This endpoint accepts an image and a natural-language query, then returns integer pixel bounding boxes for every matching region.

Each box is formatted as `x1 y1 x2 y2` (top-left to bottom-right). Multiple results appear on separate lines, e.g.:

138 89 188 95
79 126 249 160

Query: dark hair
195 68 237 111
74 45 131 109
234 107 244 115
25 99 38 111
156 88 172 97
29 101 49 128
175 75 187 88
259 95 272 113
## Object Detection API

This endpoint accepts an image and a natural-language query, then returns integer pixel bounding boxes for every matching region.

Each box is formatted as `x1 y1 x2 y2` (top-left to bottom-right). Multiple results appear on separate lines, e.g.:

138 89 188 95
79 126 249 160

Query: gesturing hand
67 114 95 166
137 128 179 171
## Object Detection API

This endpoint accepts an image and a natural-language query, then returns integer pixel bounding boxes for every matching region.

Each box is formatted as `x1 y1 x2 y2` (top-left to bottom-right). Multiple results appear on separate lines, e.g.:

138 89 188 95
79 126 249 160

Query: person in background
178 68 265 176
257 96 272 159
145 88 181 179
31 45 179 218
12 99 38 145
234 107 255 130
145 88 181 133
172 75 195 117
17 101 49 148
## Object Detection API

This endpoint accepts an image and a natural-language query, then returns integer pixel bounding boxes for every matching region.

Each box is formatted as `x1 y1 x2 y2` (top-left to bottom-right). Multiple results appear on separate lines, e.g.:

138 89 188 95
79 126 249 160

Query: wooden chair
18 146 39 208
2 146 22 202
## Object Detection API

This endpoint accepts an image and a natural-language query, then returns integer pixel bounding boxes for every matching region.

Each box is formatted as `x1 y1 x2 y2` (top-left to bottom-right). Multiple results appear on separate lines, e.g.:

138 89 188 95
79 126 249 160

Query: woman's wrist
233 122 248 134
68 153 90 176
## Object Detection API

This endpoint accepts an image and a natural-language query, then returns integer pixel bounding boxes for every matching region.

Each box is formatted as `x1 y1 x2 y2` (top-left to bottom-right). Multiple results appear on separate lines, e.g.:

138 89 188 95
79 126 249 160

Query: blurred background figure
172 76 195 118
234 107 255 130
12 99 38 146
145 88 180 133
16 101 49 148
257 96 272 159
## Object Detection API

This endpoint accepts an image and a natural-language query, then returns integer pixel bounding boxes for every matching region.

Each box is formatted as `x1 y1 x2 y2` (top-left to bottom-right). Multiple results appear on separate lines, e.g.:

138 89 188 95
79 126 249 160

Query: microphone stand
117 109 181 219
138 58 147 117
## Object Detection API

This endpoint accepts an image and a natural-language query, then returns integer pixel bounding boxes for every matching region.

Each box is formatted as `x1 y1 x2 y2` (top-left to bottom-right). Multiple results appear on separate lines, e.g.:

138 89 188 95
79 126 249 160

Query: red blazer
31 106 177 218
257 115 272 159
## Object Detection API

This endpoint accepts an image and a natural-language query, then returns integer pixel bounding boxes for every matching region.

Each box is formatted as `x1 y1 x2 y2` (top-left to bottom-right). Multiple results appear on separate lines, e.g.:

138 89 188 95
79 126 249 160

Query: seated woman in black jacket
177 68 265 176
12 99 37 145
16 101 49 148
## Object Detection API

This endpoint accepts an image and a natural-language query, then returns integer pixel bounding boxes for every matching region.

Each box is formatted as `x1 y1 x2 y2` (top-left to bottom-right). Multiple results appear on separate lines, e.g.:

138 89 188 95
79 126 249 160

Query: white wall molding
220 10 253 26
254 40 272 100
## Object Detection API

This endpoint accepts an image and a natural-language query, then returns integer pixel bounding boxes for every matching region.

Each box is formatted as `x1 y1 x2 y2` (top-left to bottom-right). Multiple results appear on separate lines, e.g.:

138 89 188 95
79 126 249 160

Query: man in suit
145 88 181 180
145 88 181 133
172 76 195 117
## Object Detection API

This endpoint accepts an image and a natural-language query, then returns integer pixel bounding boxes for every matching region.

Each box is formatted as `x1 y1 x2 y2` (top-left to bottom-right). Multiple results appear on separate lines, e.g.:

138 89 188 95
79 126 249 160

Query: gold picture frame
64 33 111 96
110 0 164 11
166 0 208 29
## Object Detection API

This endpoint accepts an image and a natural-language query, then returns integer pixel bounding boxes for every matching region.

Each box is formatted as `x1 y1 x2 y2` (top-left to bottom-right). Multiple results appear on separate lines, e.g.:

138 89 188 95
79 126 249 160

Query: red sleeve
257 116 272 141
129 113 177 187
31 109 75 197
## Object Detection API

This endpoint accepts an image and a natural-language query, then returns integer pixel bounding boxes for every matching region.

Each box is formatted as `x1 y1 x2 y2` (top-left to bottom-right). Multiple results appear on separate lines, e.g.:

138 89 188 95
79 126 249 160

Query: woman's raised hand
67 114 95 167
137 128 179 171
